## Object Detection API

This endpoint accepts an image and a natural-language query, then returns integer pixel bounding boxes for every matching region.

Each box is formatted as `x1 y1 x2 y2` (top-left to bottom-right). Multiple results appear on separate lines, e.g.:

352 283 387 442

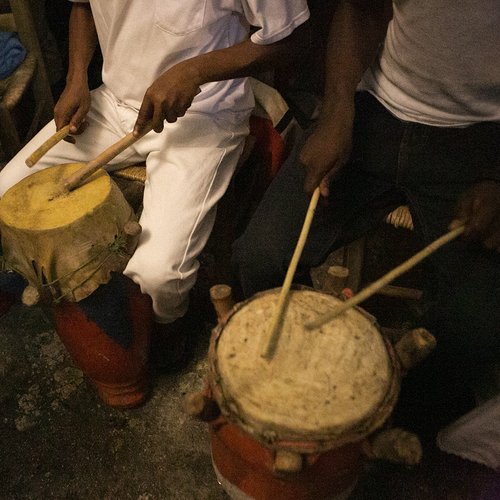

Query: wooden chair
0 0 54 159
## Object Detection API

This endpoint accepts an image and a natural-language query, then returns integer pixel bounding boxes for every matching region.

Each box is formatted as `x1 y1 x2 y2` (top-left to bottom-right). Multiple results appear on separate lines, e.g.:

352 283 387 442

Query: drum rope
7 234 130 303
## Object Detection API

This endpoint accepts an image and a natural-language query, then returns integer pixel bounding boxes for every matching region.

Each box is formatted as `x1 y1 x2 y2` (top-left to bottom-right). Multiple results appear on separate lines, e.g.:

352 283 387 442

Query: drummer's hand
299 100 355 197
54 81 91 136
451 180 500 252
134 63 202 136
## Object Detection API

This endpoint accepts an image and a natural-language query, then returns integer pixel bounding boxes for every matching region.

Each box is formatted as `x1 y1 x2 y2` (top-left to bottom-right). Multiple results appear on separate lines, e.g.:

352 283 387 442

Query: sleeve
241 0 310 45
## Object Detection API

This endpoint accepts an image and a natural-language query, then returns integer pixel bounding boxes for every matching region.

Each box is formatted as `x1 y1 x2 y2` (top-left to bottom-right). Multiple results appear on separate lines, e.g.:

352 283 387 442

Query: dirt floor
1 230 499 500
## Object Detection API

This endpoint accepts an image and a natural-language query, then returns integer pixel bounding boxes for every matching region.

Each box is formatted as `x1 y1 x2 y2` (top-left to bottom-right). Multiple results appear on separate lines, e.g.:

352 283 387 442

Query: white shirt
70 0 310 123
360 0 500 127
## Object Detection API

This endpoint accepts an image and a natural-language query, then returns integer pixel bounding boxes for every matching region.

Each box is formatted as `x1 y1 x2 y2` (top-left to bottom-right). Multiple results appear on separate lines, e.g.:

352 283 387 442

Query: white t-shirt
359 0 500 127
69 0 310 123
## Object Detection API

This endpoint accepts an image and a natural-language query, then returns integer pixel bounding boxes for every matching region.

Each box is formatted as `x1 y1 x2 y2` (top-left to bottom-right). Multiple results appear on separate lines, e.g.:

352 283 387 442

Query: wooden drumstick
58 124 153 194
25 125 72 167
306 224 465 330
263 187 321 360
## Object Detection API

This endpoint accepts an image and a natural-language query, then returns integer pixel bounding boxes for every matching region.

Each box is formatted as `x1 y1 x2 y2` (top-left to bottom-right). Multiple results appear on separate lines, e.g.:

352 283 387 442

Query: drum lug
184 391 221 422
209 284 235 323
394 328 436 371
123 220 142 255
363 428 422 465
273 449 303 476
21 284 40 306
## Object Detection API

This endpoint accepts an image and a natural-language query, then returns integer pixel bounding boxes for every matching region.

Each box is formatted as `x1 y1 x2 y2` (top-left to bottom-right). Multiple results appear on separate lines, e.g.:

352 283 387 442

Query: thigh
0 86 144 196
126 113 247 279
401 123 500 365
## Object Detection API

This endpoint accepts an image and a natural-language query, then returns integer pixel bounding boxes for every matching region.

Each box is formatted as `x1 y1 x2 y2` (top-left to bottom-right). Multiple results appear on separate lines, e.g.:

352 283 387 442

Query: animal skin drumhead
214 289 394 441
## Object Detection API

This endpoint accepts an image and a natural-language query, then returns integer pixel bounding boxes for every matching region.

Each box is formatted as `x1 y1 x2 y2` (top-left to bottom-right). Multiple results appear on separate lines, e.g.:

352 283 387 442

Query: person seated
0 1 311 380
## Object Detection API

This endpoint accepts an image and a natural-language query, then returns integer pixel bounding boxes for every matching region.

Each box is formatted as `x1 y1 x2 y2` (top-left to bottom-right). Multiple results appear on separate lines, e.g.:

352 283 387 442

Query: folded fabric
437 393 500 471
0 31 27 80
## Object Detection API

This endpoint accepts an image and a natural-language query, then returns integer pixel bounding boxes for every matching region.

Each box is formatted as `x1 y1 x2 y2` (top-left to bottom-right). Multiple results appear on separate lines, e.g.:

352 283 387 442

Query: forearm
321 0 391 115
66 3 98 86
175 22 310 86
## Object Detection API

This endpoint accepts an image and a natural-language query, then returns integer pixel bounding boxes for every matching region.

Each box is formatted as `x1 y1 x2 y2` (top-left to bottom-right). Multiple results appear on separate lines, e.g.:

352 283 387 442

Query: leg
124 112 248 323
394 121 500 436
232 92 407 298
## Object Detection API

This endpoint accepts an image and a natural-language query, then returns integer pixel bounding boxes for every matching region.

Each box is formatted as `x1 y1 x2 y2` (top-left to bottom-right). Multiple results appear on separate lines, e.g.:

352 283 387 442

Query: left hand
451 181 500 252
133 63 202 136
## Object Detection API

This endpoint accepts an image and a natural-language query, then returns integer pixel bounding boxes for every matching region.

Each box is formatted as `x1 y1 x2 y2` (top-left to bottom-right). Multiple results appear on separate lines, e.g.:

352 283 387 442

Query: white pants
0 86 249 322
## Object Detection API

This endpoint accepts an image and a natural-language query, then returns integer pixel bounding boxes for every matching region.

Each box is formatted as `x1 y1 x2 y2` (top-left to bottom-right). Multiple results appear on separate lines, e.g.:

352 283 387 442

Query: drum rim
208 286 401 453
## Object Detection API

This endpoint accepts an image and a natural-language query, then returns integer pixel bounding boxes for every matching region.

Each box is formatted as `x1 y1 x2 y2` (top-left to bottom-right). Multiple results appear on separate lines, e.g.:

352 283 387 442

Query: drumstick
263 186 321 360
61 124 153 192
305 224 465 330
25 125 72 167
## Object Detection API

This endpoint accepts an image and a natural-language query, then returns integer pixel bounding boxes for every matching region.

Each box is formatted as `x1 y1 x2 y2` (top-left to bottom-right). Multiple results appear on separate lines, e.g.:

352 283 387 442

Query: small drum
0 163 136 303
189 287 430 500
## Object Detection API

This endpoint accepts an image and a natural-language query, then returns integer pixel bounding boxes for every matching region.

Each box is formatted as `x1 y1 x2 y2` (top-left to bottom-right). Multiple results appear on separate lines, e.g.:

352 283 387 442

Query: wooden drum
187 286 428 500
0 164 152 408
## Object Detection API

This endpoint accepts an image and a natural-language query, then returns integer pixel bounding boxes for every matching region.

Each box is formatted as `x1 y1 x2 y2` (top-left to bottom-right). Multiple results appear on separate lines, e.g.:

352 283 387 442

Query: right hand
53 80 91 135
299 100 355 197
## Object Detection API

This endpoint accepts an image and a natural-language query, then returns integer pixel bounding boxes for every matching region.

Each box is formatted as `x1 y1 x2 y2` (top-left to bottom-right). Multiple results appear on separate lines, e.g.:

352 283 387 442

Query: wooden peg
209 284 234 323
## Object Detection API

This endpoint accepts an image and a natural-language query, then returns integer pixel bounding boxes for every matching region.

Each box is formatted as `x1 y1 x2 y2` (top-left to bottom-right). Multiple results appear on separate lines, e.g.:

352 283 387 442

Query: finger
319 176 330 198
68 107 88 134
134 99 154 137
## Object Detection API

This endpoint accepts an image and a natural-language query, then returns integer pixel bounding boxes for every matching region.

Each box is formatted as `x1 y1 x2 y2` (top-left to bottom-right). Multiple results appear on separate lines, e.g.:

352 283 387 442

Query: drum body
207 287 401 500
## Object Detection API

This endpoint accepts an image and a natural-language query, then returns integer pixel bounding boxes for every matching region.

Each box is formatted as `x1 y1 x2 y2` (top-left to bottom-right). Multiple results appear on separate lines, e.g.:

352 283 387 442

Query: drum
0 163 152 408
0 163 136 303
187 286 431 500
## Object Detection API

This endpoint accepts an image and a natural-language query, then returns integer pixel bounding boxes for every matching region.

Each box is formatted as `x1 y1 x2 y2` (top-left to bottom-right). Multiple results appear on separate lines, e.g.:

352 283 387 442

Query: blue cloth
0 31 27 79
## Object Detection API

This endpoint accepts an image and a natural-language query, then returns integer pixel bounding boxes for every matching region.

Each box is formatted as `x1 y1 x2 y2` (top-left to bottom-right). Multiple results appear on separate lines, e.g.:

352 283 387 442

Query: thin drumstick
263 186 321 360
305 224 465 330
25 125 72 167
61 124 153 193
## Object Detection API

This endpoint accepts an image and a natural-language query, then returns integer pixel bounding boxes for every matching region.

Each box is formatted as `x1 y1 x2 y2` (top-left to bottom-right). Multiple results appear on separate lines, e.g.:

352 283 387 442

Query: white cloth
0 86 247 322
0 1 309 322
359 0 500 127
437 394 500 471
70 0 310 123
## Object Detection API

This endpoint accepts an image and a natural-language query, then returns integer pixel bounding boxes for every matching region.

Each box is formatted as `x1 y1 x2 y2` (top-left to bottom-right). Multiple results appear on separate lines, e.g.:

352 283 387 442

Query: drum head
211 288 399 447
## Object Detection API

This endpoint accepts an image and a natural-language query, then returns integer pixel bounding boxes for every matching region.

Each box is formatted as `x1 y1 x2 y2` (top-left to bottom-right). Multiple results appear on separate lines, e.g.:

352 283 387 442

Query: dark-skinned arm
133 22 311 135
452 156 500 252
300 0 392 195
54 2 98 134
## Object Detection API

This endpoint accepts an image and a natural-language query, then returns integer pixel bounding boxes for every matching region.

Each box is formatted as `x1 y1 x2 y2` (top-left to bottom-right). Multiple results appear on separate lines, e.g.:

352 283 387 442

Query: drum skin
52 279 152 408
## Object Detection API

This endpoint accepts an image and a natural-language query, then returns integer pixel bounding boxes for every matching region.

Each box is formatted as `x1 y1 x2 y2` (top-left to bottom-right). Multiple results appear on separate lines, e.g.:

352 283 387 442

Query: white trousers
0 86 249 322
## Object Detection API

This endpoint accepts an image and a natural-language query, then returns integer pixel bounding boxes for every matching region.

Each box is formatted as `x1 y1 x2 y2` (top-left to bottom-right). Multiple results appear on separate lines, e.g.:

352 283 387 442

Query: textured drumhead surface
0 163 110 229
215 289 392 440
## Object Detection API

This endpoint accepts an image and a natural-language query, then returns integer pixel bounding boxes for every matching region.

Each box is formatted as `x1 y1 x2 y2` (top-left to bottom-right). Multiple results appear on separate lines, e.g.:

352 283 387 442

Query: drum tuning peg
21 285 40 306
184 392 221 422
123 220 142 255
209 284 234 323
322 265 349 295
363 427 422 465
273 450 303 476
394 328 436 371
